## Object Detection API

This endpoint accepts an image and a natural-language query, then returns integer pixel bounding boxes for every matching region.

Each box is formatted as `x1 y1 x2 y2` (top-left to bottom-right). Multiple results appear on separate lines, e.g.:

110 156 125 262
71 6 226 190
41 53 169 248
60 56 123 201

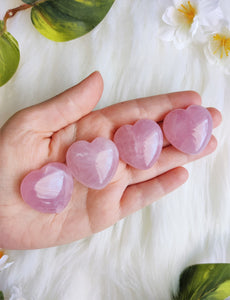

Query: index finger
100 91 201 128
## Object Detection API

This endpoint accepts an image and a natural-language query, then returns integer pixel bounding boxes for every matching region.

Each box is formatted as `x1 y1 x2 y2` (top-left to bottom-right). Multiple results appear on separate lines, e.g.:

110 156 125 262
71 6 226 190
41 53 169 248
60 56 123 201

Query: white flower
0 249 14 271
204 20 230 74
160 0 223 49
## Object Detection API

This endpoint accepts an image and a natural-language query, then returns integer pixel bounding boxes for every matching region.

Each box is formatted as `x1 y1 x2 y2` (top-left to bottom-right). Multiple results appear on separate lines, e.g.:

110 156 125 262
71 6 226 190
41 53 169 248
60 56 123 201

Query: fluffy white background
0 0 230 299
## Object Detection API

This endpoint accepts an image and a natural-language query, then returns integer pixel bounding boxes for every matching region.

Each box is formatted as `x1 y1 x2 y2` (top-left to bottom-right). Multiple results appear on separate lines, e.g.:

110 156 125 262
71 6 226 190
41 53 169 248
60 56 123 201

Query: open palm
0 72 221 249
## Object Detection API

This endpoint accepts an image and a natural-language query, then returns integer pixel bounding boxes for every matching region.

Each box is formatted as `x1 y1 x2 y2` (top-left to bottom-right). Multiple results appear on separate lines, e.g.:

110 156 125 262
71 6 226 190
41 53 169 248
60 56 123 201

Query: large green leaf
0 291 4 300
174 264 230 300
29 0 115 42
0 21 20 87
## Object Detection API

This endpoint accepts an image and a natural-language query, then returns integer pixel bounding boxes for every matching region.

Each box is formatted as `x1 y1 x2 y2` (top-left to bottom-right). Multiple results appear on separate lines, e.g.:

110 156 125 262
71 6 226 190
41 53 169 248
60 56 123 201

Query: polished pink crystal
20 162 73 213
114 119 163 169
66 137 119 190
163 105 213 154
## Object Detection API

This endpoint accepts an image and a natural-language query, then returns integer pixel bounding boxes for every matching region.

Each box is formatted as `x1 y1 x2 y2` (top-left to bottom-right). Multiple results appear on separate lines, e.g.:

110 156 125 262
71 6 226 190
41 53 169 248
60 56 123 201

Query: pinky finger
119 167 189 219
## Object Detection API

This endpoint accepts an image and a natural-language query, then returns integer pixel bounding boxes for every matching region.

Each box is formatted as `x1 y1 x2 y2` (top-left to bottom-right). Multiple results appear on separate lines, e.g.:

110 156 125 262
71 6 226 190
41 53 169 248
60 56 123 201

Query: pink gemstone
114 119 163 169
20 162 73 213
66 137 119 190
163 105 213 154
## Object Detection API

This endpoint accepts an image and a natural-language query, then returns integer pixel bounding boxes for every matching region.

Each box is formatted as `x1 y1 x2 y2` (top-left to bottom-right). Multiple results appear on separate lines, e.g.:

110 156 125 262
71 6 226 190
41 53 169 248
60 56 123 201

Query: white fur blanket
0 0 230 299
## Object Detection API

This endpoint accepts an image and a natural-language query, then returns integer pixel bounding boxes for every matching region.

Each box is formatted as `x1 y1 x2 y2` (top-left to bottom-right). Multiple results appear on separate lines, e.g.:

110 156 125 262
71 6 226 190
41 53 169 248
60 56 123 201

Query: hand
0 72 222 249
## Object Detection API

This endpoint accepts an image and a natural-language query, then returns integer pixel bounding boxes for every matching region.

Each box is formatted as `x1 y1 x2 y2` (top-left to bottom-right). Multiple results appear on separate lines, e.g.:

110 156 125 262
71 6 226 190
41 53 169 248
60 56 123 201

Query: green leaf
22 0 38 4
0 21 20 87
0 291 4 300
202 280 230 300
30 0 115 42
174 264 230 300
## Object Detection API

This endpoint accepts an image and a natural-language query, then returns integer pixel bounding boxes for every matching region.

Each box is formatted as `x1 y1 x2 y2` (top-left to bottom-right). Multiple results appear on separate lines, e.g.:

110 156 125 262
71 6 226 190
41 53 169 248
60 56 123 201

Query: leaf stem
3 3 32 32
0 291 4 300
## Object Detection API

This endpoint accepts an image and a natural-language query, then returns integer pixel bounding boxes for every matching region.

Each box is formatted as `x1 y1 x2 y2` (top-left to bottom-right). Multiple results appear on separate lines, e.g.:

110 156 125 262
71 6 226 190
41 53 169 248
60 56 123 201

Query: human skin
0 72 222 249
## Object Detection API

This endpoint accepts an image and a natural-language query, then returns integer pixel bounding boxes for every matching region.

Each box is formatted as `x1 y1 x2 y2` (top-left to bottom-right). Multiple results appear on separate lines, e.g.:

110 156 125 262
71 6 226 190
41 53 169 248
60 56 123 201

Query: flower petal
172 0 182 6
190 16 199 37
174 25 192 49
0 255 14 271
159 26 176 41
204 37 230 75
162 6 178 26
0 255 9 266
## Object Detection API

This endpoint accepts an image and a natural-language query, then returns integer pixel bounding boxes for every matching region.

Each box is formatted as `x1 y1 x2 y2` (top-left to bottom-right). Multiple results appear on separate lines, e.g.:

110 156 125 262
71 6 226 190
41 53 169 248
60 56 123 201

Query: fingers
120 167 189 219
207 107 222 127
128 135 217 185
100 91 201 128
21 71 104 132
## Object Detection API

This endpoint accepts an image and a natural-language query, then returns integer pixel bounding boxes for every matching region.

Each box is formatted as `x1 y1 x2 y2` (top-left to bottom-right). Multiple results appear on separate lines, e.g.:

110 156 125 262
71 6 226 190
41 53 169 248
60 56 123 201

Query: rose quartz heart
20 162 74 214
66 137 119 190
163 105 213 154
114 119 163 169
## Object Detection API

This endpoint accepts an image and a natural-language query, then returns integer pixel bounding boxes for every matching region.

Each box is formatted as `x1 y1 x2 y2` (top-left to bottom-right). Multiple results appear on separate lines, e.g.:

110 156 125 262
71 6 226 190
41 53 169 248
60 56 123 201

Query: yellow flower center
212 34 230 59
0 249 4 259
177 1 197 24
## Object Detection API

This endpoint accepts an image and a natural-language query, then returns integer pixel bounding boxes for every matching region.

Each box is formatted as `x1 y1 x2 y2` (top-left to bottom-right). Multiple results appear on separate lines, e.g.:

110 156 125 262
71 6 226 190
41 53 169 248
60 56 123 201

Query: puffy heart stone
20 162 74 214
114 119 163 169
163 105 213 154
66 137 119 190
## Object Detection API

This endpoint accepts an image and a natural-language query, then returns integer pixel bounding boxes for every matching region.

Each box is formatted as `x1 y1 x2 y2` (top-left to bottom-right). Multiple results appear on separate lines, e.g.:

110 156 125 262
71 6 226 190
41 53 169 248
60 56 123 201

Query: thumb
27 71 104 132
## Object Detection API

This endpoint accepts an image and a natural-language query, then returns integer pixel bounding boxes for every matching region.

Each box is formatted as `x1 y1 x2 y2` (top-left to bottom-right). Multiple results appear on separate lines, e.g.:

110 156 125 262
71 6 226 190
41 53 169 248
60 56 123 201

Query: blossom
160 0 223 49
204 20 230 74
0 249 14 271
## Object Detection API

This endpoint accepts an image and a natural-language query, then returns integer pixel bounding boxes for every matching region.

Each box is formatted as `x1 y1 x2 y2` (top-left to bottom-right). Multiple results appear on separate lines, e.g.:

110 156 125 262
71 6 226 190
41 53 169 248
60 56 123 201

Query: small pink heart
66 137 119 190
20 162 74 213
114 119 163 169
163 105 213 154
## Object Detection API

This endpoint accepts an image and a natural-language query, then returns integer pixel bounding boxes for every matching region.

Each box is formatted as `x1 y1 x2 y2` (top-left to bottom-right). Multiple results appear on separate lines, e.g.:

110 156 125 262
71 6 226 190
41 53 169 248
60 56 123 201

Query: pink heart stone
20 162 74 214
114 119 163 169
66 137 119 190
163 105 213 154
